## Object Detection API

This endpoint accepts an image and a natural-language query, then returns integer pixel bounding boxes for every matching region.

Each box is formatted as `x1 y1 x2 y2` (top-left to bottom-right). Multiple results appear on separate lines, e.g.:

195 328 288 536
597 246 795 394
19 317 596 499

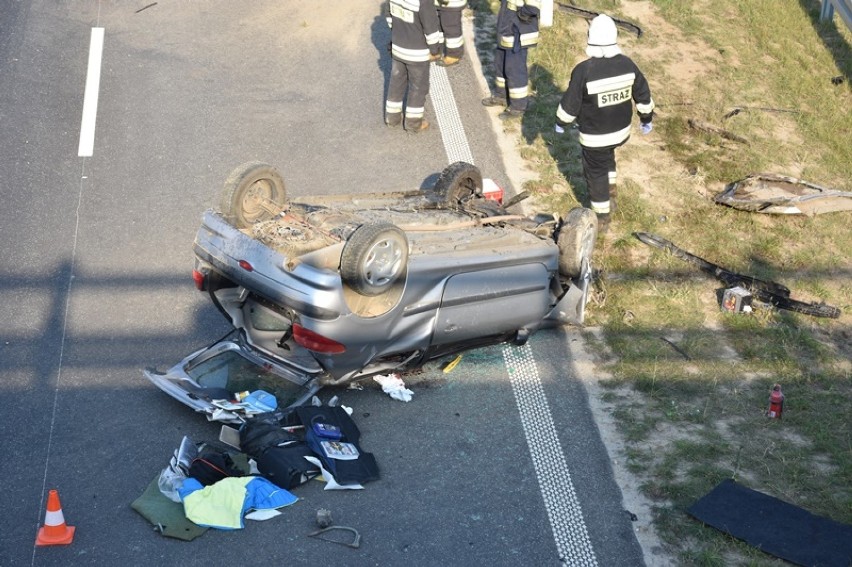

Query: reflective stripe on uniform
386 100 404 113
556 105 576 124
586 73 635 94
405 106 425 118
579 124 631 148
636 98 655 114
392 45 432 62
509 84 529 99
500 31 539 48
519 31 539 46
393 0 422 11
608 171 617 184
496 76 506 88
425 30 443 46
445 35 464 49
590 200 611 214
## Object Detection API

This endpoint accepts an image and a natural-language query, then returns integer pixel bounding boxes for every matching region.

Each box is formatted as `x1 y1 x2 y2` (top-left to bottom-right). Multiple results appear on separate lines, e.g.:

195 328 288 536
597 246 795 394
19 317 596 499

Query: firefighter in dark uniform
434 0 467 67
385 0 443 133
555 14 654 229
482 0 541 118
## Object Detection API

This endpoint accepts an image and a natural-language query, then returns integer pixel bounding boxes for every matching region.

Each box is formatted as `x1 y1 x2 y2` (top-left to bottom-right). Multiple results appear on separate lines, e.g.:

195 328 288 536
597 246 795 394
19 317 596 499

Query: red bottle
767 384 784 419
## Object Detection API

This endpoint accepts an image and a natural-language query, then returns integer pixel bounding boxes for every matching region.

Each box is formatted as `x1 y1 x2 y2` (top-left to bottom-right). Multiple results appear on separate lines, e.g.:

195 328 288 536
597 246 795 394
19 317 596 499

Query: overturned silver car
146 161 597 422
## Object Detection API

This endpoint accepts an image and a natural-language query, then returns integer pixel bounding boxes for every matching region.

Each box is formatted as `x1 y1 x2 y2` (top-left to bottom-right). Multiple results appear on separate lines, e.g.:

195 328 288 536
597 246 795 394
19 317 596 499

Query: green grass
473 0 852 563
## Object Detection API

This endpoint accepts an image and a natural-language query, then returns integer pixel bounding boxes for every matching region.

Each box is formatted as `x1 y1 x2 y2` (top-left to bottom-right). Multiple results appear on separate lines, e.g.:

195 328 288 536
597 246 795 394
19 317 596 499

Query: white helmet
586 14 621 58
588 14 618 46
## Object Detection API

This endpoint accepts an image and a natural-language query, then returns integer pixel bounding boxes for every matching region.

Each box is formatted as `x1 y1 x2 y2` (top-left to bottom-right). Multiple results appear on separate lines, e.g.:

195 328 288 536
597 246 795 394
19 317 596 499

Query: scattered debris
721 286 752 313
766 384 784 419
687 119 749 144
555 3 643 37
442 354 463 373
373 373 414 402
633 232 841 319
688 479 852 566
308 525 362 549
135 2 157 13
316 508 334 529
722 106 799 120
831 75 844 85
660 337 691 360
715 173 852 215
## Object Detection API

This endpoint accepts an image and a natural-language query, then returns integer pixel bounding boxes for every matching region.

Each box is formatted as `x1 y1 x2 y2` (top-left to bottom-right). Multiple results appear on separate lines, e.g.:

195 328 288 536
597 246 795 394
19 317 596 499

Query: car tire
557 207 598 278
433 161 483 207
340 222 409 297
219 162 287 229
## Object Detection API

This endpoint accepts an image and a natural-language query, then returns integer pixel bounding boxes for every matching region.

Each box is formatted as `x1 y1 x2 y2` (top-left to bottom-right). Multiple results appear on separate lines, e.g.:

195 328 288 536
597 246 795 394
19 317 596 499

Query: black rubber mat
688 479 852 566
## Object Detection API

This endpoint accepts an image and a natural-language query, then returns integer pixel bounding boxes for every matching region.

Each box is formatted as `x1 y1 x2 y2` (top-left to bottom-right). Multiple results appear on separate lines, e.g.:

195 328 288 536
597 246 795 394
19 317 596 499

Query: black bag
188 451 243 486
239 413 299 458
256 444 320 490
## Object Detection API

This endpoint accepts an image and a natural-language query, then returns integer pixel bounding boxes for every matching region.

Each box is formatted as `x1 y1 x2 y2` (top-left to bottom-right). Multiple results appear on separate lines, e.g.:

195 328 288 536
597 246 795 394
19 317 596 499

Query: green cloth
131 475 208 541
182 477 255 530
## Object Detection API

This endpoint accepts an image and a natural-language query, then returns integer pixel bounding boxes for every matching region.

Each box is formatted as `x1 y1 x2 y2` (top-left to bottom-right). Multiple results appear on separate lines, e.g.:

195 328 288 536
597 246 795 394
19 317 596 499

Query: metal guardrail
821 0 852 31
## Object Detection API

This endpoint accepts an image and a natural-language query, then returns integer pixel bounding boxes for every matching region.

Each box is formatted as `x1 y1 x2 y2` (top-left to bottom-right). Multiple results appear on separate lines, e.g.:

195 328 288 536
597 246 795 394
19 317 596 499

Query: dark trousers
494 46 529 111
386 59 430 127
581 145 618 214
437 8 464 58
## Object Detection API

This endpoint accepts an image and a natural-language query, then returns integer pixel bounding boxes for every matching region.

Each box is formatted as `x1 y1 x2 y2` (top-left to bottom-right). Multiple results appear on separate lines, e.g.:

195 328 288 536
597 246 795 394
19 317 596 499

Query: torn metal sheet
715 173 852 215
633 232 841 319
713 173 852 215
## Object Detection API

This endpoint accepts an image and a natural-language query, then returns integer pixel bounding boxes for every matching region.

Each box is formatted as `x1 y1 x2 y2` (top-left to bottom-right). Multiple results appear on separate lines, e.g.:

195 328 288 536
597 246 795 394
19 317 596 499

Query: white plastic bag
157 436 197 502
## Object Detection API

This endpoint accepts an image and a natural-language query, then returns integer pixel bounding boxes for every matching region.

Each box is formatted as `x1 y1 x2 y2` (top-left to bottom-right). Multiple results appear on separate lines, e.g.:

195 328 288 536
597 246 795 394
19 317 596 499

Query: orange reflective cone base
36 489 75 546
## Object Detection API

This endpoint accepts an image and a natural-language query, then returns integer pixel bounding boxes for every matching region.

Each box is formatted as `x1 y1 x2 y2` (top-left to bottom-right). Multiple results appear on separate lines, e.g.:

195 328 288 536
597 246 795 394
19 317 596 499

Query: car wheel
340 223 409 297
557 207 598 278
219 162 287 229
433 161 483 207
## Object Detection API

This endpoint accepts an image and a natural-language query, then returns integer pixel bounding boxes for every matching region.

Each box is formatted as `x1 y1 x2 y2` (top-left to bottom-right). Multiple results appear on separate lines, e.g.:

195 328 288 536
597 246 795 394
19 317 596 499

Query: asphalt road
0 2 646 565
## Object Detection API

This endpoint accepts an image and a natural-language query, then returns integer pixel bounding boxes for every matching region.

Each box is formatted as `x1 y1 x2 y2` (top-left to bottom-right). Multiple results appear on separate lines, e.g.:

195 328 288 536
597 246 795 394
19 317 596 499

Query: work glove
554 124 565 134
640 122 653 135
517 7 536 23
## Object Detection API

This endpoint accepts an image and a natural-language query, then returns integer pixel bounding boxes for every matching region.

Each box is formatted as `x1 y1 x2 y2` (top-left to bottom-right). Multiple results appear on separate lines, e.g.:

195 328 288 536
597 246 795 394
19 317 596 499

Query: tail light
192 269 206 291
293 324 346 354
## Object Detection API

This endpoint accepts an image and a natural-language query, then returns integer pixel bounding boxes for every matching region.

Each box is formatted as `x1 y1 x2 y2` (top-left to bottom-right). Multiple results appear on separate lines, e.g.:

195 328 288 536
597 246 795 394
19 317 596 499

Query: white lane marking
503 343 599 566
78 27 104 157
429 64 475 165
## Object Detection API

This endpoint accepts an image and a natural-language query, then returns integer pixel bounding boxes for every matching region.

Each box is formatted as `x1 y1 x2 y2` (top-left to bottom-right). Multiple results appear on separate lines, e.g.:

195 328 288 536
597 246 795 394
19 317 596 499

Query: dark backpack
256 444 320 490
239 413 300 458
188 451 243 486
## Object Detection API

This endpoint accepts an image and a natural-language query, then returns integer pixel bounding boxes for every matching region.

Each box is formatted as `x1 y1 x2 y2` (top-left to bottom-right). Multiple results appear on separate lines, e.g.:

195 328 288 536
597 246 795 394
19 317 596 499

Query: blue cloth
179 476 297 530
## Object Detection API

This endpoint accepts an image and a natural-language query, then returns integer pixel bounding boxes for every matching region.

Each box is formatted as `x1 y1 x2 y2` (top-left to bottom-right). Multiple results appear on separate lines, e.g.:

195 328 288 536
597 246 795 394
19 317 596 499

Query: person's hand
640 122 653 135
554 124 565 134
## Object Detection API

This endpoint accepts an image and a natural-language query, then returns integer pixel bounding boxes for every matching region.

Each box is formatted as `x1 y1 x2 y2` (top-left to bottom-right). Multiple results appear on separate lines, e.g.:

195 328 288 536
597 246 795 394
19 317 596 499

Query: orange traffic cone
36 489 75 546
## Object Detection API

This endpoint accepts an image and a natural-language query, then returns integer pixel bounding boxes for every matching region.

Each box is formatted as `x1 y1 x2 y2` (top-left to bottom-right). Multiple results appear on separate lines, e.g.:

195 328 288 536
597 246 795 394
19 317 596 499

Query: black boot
481 95 507 107
385 113 402 128
597 213 611 233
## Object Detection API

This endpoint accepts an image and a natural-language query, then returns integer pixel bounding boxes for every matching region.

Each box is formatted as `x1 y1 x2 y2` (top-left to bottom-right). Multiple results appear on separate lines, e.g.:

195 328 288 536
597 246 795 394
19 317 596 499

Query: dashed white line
78 27 104 157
